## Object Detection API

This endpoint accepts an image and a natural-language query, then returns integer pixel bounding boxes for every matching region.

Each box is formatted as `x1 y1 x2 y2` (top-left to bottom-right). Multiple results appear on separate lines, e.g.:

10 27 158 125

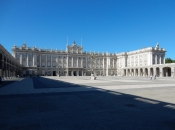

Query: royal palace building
11 41 175 77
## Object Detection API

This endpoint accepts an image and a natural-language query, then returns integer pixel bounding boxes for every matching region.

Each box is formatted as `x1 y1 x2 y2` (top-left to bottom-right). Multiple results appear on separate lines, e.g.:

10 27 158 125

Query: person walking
154 75 156 80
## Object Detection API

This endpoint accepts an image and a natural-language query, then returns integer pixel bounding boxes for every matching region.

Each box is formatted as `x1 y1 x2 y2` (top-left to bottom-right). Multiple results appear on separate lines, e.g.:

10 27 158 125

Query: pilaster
27 53 28 67
67 56 69 68
172 67 175 77
138 69 140 77
51 55 52 68
45 55 47 68
20 54 22 65
40 55 41 67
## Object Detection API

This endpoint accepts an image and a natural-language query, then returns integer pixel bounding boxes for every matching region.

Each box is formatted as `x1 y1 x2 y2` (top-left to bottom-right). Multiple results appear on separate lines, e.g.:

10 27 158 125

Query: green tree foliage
165 58 175 63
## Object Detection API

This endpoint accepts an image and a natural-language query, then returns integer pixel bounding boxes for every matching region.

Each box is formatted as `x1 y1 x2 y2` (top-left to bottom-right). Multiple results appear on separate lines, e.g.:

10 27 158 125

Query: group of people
150 75 157 80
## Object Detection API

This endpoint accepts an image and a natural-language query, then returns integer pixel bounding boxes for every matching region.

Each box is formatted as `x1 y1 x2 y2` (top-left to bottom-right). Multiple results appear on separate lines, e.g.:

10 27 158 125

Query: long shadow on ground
0 79 21 88
0 77 175 130
33 77 82 88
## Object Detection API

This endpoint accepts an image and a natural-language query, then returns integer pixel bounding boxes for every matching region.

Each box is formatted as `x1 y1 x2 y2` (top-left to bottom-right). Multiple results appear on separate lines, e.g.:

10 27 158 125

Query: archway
163 67 171 77
145 68 148 77
131 69 134 76
68 71 71 76
156 67 160 77
53 71 56 76
79 71 82 76
135 69 138 76
73 71 77 76
127 69 130 76
140 68 143 76
150 68 153 76
124 69 126 76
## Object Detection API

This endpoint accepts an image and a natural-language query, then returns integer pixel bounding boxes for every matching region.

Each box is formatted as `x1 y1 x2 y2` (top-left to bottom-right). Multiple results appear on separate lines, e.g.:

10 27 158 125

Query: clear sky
0 0 175 59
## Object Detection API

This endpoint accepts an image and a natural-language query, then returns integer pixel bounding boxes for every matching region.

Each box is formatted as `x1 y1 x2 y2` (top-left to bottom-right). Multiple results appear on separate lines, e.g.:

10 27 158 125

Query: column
71 71 73 76
159 67 163 77
62 57 63 68
72 57 73 67
155 55 157 64
67 56 69 68
20 54 22 65
138 55 139 66
77 70 79 76
106 57 108 76
66 56 69 76
33 54 35 67
164 56 165 64
86 57 87 68
56 56 58 66
34 54 37 67
40 55 41 67
45 55 47 68
172 67 175 77
154 68 156 76
148 68 150 76
138 69 140 77
108 58 110 68
27 53 28 67
81 58 83 68
150 53 152 65
134 69 136 76
143 68 145 77
77 57 79 68
51 55 52 68
126 69 128 76
103 58 104 75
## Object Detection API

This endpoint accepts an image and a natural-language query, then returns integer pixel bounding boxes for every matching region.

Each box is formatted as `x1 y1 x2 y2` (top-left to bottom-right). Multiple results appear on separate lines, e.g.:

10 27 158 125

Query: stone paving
0 76 175 130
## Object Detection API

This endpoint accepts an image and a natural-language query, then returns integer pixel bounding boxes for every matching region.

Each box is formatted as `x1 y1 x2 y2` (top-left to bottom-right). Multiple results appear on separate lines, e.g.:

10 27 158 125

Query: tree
165 58 173 63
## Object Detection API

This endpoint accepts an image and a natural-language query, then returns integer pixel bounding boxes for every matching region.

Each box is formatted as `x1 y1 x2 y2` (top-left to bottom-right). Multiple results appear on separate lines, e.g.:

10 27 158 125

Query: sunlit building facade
11 42 175 77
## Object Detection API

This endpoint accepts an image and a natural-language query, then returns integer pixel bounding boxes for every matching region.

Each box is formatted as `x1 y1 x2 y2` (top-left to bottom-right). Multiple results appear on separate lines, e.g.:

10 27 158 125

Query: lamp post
89 53 96 80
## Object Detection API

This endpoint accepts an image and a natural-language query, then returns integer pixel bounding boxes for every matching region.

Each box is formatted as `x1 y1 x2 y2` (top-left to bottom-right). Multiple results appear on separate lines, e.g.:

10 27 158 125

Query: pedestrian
150 75 152 80
0 76 2 86
154 75 156 80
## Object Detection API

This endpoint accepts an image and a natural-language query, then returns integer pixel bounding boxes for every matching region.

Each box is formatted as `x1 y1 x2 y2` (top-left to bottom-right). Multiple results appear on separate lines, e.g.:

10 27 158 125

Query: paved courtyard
0 76 175 130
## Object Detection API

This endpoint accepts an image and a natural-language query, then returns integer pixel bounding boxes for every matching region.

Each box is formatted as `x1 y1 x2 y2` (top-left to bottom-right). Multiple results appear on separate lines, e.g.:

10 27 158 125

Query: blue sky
0 0 175 59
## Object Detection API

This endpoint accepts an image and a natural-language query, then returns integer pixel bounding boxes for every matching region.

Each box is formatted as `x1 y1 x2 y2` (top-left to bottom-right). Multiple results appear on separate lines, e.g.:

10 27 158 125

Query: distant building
11 42 175 77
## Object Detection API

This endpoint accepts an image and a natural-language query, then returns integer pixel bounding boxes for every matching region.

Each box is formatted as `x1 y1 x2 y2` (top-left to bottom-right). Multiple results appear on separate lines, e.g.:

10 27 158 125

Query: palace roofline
12 42 166 56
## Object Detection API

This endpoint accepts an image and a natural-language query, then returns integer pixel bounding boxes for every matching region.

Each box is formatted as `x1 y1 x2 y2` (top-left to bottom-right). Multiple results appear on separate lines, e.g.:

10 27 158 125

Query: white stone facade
11 42 175 77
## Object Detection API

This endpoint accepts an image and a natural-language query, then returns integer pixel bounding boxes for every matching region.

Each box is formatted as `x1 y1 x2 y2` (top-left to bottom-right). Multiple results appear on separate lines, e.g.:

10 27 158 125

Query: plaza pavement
0 76 175 130
1 76 175 104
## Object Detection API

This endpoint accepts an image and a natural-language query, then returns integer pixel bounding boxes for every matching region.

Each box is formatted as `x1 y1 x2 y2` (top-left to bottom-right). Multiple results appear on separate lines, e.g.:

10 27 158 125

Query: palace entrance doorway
53 71 56 76
73 71 77 76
